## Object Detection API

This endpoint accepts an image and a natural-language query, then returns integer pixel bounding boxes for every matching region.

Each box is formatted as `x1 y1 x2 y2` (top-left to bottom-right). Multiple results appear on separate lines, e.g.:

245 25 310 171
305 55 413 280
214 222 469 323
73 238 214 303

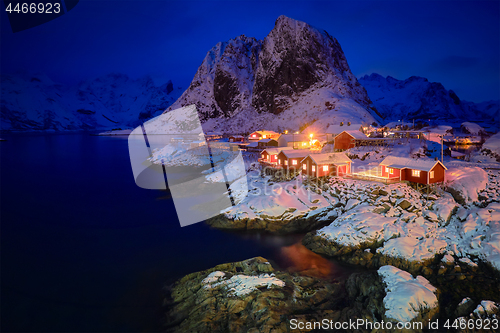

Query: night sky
1 0 499 103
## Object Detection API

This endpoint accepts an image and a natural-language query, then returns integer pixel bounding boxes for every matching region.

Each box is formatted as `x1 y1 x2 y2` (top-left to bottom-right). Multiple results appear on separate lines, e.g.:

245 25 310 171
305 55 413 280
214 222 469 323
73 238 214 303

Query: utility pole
441 135 444 163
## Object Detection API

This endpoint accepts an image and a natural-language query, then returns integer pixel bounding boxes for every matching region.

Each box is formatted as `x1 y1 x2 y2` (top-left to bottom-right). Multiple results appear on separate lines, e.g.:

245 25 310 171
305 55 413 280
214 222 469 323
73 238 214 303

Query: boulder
164 257 343 332
396 198 412 210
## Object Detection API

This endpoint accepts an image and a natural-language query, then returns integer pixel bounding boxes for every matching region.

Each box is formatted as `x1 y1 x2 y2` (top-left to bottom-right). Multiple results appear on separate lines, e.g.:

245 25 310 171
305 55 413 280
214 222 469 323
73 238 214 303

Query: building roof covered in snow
336 130 367 139
251 130 279 136
258 139 276 143
262 147 294 155
380 156 447 171
280 150 310 158
303 153 352 165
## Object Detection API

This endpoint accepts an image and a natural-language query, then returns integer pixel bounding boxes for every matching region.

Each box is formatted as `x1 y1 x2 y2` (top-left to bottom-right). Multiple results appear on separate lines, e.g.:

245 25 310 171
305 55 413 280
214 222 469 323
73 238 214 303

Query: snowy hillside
1 72 182 131
167 15 379 133
359 73 499 129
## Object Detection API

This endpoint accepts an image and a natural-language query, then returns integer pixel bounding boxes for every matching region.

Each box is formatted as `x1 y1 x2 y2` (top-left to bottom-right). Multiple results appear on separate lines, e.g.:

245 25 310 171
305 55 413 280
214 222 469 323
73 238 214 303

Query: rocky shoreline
164 257 388 333
165 168 500 332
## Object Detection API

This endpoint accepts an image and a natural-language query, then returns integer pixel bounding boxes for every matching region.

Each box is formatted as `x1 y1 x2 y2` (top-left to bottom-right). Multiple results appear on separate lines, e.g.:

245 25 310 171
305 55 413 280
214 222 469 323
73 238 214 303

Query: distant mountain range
359 73 499 129
1 15 498 133
0 73 182 131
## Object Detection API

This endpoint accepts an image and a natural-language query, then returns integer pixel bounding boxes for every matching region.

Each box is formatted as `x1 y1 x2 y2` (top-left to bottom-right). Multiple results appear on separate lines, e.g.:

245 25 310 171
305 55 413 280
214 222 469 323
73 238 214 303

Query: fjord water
0 134 357 332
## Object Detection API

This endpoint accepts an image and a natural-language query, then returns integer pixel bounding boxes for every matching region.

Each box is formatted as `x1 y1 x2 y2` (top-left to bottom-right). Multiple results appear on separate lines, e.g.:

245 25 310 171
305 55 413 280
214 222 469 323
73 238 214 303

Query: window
385 166 389 173
389 168 394 175
302 142 306 146
261 154 264 159
267 155 270 160
285 160 288 165
312 165 316 172
412 169 421 177
292 160 297 165
278 159 281 165
323 165 328 172
252 134 256 138
303 164 306 170
430 171 434 179
263 135 266 139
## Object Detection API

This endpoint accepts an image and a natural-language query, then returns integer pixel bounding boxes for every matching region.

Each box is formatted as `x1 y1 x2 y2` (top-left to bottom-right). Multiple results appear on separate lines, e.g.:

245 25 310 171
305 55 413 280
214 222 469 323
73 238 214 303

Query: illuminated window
267 155 270 160
389 168 394 175
412 170 420 177
252 134 256 138
430 171 434 178
278 159 281 164
285 160 288 165
263 135 266 139
312 165 316 172
385 166 389 173
292 160 297 165
302 142 306 146
261 154 264 158
303 164 306 170
323 165 328 172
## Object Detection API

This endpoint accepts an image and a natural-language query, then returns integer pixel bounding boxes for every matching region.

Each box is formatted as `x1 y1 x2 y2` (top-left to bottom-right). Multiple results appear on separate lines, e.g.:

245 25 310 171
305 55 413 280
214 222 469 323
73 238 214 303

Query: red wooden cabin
228 135 244 142
379 156 446 184
333 130 367 150
277 150 309 170
248 130 279 141
259 147 293 165
301 153 352 177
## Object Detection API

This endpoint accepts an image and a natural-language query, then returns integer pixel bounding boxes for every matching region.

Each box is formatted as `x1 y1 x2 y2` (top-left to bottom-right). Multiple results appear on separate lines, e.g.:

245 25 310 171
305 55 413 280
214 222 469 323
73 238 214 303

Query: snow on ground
445 167 488 203
202 270 285 297
378 265 438 322
457 300 500 323
217 152 500 271
317 204 398 247
473 301 499 317
460 122 485 135
483 132 500 154
222 174 332 221
473 132 500 163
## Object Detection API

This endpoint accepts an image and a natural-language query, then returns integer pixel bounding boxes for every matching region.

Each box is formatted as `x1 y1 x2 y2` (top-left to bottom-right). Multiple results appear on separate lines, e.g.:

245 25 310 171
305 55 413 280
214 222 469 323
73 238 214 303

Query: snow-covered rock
378 265 438 322
445 167 488 204
460 122 486 135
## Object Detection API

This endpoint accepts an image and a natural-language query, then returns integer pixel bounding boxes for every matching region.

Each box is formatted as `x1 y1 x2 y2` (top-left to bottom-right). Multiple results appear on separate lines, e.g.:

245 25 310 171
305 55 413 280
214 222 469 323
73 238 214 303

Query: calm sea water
0 134 359 332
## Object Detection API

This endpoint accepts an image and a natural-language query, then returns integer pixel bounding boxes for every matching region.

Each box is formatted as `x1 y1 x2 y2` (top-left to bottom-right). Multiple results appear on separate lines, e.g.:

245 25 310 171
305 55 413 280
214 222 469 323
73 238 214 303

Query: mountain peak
166 16 378 132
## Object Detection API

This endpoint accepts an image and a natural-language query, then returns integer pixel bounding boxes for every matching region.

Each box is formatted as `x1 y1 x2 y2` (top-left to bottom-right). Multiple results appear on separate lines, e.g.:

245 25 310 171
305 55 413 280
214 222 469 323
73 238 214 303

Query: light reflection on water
227 232 364 281
279 242 335 278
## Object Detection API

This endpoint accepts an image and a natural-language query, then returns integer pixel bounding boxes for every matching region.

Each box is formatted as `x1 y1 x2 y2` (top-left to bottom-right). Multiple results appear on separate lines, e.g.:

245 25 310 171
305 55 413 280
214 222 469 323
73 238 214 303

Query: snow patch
378 265 438 322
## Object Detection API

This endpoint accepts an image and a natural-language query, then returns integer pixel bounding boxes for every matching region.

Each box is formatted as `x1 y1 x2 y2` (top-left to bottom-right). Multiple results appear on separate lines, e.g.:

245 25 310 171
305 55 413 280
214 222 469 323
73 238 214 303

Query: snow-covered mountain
167 15 380 133
359 73 500 129
1 73 182 131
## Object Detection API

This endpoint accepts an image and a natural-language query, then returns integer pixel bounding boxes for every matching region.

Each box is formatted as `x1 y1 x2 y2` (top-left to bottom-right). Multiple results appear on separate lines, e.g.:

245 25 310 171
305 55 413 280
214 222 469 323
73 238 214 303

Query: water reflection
279 242 335 279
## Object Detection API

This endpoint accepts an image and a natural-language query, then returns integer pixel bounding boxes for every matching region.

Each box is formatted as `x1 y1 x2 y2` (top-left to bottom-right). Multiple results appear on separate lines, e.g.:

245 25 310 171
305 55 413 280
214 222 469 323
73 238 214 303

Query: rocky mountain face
359 73 500 129
168 15 379 133
1 73 181 131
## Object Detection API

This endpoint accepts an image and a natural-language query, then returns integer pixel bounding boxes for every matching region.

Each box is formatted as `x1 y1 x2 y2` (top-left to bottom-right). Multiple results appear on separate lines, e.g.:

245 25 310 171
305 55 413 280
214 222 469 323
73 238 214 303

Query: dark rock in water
454 297 475 318
205 209 333 234
164 257 343 333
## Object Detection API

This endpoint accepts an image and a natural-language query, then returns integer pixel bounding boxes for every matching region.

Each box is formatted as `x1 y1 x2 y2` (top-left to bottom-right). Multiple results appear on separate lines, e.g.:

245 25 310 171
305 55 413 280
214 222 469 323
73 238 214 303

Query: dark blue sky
1 0 499 102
